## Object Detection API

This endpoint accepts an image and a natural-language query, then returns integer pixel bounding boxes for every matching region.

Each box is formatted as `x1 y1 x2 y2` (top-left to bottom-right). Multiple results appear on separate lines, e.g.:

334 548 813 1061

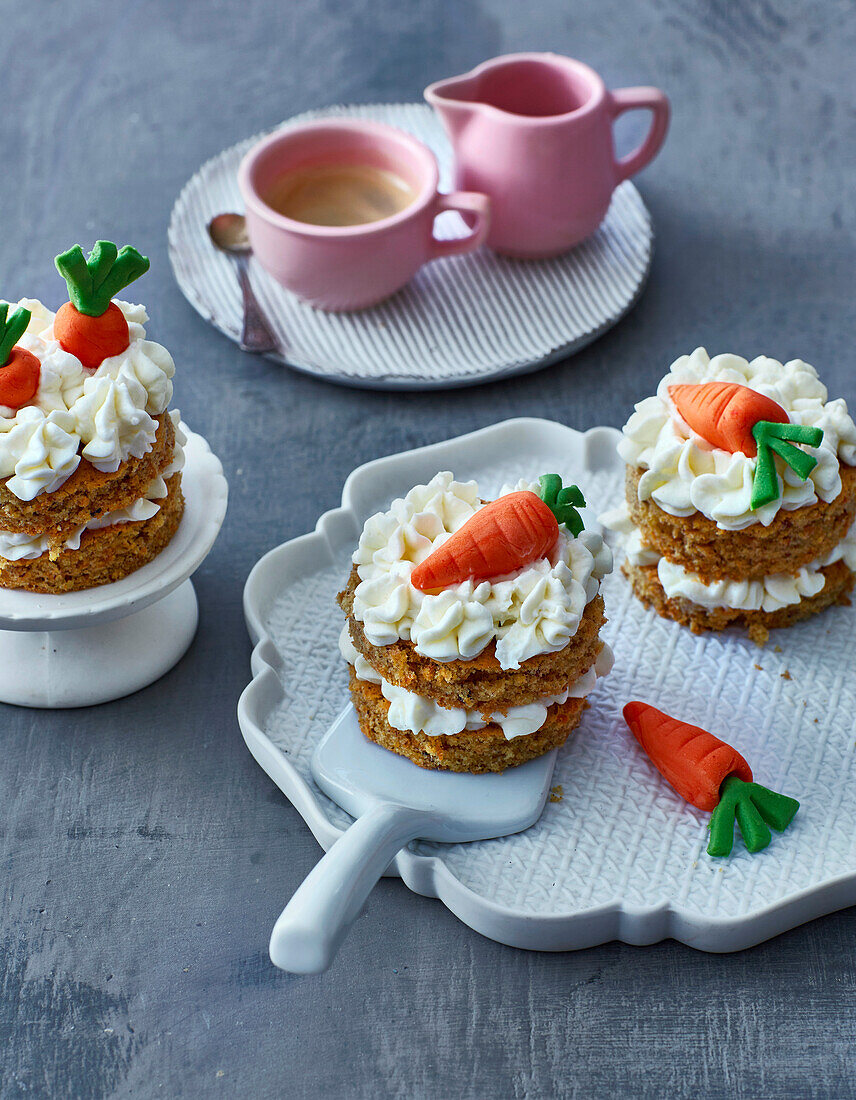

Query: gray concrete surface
1 1 854 1096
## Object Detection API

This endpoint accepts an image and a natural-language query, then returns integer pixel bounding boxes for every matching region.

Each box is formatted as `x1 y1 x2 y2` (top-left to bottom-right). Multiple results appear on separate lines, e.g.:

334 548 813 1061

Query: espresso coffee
262 163 419 227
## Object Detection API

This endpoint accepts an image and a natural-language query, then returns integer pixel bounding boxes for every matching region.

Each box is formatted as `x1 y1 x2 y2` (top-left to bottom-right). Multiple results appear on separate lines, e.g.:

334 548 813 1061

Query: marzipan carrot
410 474 585 592
0 302 40 410
623 700 752 811
668 381 824 511
623 701 800 857
411 490 556 592
54 241 150 369
669 381 787 457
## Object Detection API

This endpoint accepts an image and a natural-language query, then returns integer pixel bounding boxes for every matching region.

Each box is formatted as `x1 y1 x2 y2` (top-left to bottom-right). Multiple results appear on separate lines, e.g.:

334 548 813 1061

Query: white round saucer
169 102 653 390
0 427 228 707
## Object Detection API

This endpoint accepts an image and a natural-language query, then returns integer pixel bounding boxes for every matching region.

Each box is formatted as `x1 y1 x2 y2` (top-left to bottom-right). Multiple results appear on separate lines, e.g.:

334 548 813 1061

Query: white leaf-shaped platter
238 418 856 952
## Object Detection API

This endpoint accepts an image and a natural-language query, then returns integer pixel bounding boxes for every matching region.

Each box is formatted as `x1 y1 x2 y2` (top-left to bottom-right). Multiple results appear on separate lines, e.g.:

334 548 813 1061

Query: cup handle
430 191 491 258
608 87 670 183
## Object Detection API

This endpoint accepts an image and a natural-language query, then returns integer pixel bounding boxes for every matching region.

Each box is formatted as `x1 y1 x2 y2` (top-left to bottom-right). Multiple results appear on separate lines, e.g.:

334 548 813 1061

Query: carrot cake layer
341 626 612 733
0 428 183 553
621 559 853 646
622 463 856 581
339 471 613 772
0 411 177 538
349 669 589 774
603 348 856 640
0 474 184 593
340 579 607 709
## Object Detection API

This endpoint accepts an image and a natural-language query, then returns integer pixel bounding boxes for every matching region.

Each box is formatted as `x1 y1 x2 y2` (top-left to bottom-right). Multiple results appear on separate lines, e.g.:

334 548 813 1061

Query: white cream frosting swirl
340 627 613 739
0 407 81 501
602 503 856 613
618 348 856 530
73 375 158 472
351 472 612 670
0 299 175 497
658 559 824 613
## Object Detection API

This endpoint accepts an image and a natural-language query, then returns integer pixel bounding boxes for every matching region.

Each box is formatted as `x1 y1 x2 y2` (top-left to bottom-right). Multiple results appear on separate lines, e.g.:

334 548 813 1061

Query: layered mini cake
603 348 856 643
338 471 613 772
0 241 185 593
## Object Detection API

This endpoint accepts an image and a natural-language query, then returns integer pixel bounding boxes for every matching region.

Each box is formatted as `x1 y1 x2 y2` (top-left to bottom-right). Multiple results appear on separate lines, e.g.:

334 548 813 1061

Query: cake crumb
754 663 763 671
774 645 783 653
781 670 792 681
549 785 564 804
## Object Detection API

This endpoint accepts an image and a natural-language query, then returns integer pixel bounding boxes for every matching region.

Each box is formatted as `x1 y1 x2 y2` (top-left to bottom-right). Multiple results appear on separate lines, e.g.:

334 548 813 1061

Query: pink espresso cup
425 53 670 258
238 120 491 310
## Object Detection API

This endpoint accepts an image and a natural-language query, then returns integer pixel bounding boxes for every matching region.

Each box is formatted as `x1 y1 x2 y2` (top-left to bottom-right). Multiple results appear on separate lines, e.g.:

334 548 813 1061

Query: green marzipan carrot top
538 474 585 537
751 420 824 509
0 302 31 367
55 241 150 317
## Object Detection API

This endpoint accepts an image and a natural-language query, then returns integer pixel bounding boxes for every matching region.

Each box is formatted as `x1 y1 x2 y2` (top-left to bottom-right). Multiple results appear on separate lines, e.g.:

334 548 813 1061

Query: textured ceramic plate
238 418 856 951
0 427 228 631
169 103 653 390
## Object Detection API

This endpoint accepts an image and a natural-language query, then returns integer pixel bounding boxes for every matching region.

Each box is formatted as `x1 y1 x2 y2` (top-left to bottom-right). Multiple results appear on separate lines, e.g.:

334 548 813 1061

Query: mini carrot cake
603 348 856 643
338 471 613 773
0 241 185 593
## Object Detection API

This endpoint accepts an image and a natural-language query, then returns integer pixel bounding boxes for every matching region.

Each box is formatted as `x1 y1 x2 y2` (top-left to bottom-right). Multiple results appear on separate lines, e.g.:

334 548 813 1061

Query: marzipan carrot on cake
669 380 788 456
668 380 824 510
0 302 40 409
54 240 150 369
410 474 585 592
623 701 800 856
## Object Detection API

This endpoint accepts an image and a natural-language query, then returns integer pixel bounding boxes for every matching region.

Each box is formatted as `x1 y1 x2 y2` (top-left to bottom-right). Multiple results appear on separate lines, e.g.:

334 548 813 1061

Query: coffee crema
261 163 419 227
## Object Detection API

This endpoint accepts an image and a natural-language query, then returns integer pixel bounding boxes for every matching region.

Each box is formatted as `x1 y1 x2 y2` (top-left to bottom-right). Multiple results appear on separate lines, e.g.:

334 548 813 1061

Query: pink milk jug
425 53 669 258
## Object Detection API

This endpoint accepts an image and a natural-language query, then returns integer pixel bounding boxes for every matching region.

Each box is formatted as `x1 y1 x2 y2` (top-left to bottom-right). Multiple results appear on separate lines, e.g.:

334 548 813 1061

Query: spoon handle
234 254 279 353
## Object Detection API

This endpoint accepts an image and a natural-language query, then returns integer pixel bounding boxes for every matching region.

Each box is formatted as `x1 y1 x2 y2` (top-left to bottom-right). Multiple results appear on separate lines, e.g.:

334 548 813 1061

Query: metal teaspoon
207 213 279 353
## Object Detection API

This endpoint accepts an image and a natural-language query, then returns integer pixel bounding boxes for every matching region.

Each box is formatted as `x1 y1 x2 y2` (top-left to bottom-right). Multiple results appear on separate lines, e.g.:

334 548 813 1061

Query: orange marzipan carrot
668 381 789 457
622 701 753 812
410 490 558 592
0 346 41 407
54 301 131 371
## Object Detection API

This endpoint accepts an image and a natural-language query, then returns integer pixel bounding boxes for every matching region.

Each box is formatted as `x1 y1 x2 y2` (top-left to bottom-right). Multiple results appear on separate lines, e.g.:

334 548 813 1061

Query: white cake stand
0 427 227 708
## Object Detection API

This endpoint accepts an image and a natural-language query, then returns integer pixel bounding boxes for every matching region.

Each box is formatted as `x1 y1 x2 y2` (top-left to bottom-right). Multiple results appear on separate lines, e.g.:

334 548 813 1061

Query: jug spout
424 72 481 143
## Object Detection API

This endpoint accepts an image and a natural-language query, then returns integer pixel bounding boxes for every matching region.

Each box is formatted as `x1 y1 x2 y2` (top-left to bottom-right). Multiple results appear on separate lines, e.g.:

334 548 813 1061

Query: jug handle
608 88 671 183
430 192 491 258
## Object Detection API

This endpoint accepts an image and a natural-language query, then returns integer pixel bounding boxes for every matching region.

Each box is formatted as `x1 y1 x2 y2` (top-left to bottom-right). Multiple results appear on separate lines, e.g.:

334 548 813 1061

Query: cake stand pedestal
0 427 227 708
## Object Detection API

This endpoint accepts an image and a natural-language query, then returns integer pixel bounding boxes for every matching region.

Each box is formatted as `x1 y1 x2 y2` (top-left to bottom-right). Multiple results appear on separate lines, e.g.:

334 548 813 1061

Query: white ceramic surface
169 103 653 390
0 428 228 708
269 706 557 974
239 418 856 953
